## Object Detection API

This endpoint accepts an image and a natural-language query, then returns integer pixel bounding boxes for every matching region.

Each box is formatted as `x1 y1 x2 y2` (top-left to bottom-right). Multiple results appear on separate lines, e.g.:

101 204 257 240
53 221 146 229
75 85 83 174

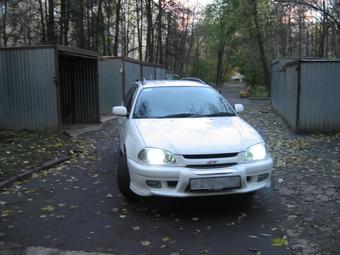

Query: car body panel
133 117 262 155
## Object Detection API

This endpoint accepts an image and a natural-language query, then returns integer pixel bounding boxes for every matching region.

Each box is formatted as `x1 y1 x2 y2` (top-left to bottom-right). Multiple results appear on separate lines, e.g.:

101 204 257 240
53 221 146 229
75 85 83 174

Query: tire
117 153 140 201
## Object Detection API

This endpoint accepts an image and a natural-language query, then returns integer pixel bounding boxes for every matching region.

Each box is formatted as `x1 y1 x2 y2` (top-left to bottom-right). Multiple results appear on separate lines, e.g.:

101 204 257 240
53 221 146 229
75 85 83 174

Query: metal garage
0 45 100 130
271 58 340 133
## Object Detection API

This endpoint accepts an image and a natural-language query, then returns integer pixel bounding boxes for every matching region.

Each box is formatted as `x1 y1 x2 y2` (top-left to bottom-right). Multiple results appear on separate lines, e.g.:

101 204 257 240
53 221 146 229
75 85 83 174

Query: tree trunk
250 0 270 90
87 5 91 49
216 42 226 87
47 0 55 44
145 0 154 63
135 0 143 61
106 0 112 55
113 0 121 57
78 0 85 48
165 12 171 69
184 21 196 73
157 0 163 64
96 0 103 52
38 0 46 44
318 0 327 57
60 0 70 45
1 0 8 46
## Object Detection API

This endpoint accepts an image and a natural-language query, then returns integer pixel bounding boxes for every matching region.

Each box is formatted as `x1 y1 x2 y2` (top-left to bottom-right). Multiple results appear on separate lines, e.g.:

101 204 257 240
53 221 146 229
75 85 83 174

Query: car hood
133 117 263 155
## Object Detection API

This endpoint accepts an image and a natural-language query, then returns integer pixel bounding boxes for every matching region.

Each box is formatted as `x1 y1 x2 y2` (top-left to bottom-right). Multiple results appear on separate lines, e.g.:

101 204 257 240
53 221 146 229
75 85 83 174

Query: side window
123 85 137 113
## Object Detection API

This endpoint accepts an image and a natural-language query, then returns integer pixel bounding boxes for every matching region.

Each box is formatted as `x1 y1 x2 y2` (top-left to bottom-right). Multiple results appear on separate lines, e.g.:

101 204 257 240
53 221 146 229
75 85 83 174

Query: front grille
186 163 237 169
183 153 238 159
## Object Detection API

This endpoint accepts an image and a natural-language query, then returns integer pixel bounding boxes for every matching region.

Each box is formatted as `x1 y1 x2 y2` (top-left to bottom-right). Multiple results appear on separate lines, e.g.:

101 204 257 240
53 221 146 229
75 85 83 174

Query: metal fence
143 64 155 80
271 58 340 133
155 67 166 79
98 58 122 114
166 72 174 80
98 57 174 110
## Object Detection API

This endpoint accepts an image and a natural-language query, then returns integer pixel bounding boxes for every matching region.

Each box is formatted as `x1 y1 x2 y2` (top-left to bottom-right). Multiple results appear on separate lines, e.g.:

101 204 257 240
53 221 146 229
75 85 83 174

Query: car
112 80 272 200
180 77 206 84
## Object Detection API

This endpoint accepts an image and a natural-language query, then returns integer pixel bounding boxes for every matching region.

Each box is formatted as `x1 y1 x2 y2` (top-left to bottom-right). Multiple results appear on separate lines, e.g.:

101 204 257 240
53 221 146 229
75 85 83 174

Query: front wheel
117 154 140 201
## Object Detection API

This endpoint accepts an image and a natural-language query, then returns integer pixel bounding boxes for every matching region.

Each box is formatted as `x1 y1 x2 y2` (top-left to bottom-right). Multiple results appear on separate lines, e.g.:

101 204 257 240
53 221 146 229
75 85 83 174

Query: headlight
138 148 176 165
244 143 268 161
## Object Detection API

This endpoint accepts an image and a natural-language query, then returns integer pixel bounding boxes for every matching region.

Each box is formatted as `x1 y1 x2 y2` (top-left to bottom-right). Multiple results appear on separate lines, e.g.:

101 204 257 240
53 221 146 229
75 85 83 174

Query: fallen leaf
272 237 288 247
41 205 56 213
162 237 170 242
140 240 151 246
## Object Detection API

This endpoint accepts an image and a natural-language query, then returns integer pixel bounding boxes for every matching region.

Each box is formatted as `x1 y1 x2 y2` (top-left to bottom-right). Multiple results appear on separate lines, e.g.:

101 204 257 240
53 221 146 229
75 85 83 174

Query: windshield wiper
158 113 202 118
199 112 236 117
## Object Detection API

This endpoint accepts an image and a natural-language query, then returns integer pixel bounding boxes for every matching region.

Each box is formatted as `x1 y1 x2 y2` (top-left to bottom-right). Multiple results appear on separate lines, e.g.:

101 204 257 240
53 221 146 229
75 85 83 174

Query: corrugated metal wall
284 64 298 130
271 58 298 117
124 60 141 95
271 58 340 133
299 62 340 132
155 67 166 79
0 48 59 130
97 58 176 113
98 58 122 113
143 65 155 80
166 72 174 80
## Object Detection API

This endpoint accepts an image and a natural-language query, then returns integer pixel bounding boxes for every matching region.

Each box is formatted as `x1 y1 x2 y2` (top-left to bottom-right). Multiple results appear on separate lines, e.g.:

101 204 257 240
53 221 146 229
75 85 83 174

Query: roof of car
139 80 209 88
180 77 206 83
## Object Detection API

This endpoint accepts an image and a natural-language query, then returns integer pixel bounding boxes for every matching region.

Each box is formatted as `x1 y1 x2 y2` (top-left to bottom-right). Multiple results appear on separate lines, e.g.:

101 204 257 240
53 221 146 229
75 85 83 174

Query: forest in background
0 0 339 89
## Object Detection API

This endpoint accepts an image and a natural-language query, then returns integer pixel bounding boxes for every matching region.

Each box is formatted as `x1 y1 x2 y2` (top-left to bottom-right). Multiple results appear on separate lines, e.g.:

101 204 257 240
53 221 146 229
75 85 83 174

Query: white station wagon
112 80 272 200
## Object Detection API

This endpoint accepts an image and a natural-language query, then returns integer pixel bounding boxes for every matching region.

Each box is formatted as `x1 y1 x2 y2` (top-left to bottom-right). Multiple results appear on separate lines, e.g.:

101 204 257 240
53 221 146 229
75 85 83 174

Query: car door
119 84 138 152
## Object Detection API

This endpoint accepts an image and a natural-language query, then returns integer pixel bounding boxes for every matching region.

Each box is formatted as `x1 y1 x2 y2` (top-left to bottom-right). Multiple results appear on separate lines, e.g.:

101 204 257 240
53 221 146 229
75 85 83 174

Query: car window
124 85 137 113
133 86 235 119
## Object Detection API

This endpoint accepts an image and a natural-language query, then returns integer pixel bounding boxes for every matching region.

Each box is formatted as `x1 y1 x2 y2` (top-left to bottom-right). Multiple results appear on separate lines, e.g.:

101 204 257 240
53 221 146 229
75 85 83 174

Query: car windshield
133 86 236 119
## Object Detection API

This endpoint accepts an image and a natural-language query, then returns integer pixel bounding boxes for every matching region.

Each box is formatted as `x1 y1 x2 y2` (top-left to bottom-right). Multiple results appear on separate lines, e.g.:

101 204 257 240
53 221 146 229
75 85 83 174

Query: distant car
112 80 272 200
180 77 206 84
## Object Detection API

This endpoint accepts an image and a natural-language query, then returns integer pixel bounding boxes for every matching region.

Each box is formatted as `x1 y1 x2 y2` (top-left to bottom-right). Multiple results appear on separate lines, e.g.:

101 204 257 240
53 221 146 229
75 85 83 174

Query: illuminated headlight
138 148 176 165
244 143 268 161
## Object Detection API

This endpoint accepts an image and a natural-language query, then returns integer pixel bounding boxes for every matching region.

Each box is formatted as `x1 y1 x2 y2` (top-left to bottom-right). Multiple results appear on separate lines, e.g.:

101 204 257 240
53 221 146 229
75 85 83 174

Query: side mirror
112 106 128 116
234 104 244 113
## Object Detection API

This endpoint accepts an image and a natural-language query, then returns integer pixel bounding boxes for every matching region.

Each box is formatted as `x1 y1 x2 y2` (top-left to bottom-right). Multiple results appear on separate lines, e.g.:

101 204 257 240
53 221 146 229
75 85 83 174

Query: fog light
146 180 161 188
257 173 269 182
167 181 178 188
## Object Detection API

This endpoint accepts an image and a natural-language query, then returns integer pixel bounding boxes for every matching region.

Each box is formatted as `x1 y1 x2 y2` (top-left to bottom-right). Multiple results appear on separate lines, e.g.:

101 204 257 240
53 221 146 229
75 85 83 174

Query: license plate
190 176 241 191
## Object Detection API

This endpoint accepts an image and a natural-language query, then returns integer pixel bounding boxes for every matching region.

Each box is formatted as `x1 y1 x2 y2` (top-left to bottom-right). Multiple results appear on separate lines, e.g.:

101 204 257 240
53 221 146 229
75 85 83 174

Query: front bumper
127 157 273 197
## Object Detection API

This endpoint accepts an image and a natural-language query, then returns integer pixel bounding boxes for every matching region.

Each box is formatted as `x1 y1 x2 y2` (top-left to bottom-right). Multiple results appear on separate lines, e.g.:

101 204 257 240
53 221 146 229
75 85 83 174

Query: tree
0 0 8 46
203 0 236 86
47 0 55 44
